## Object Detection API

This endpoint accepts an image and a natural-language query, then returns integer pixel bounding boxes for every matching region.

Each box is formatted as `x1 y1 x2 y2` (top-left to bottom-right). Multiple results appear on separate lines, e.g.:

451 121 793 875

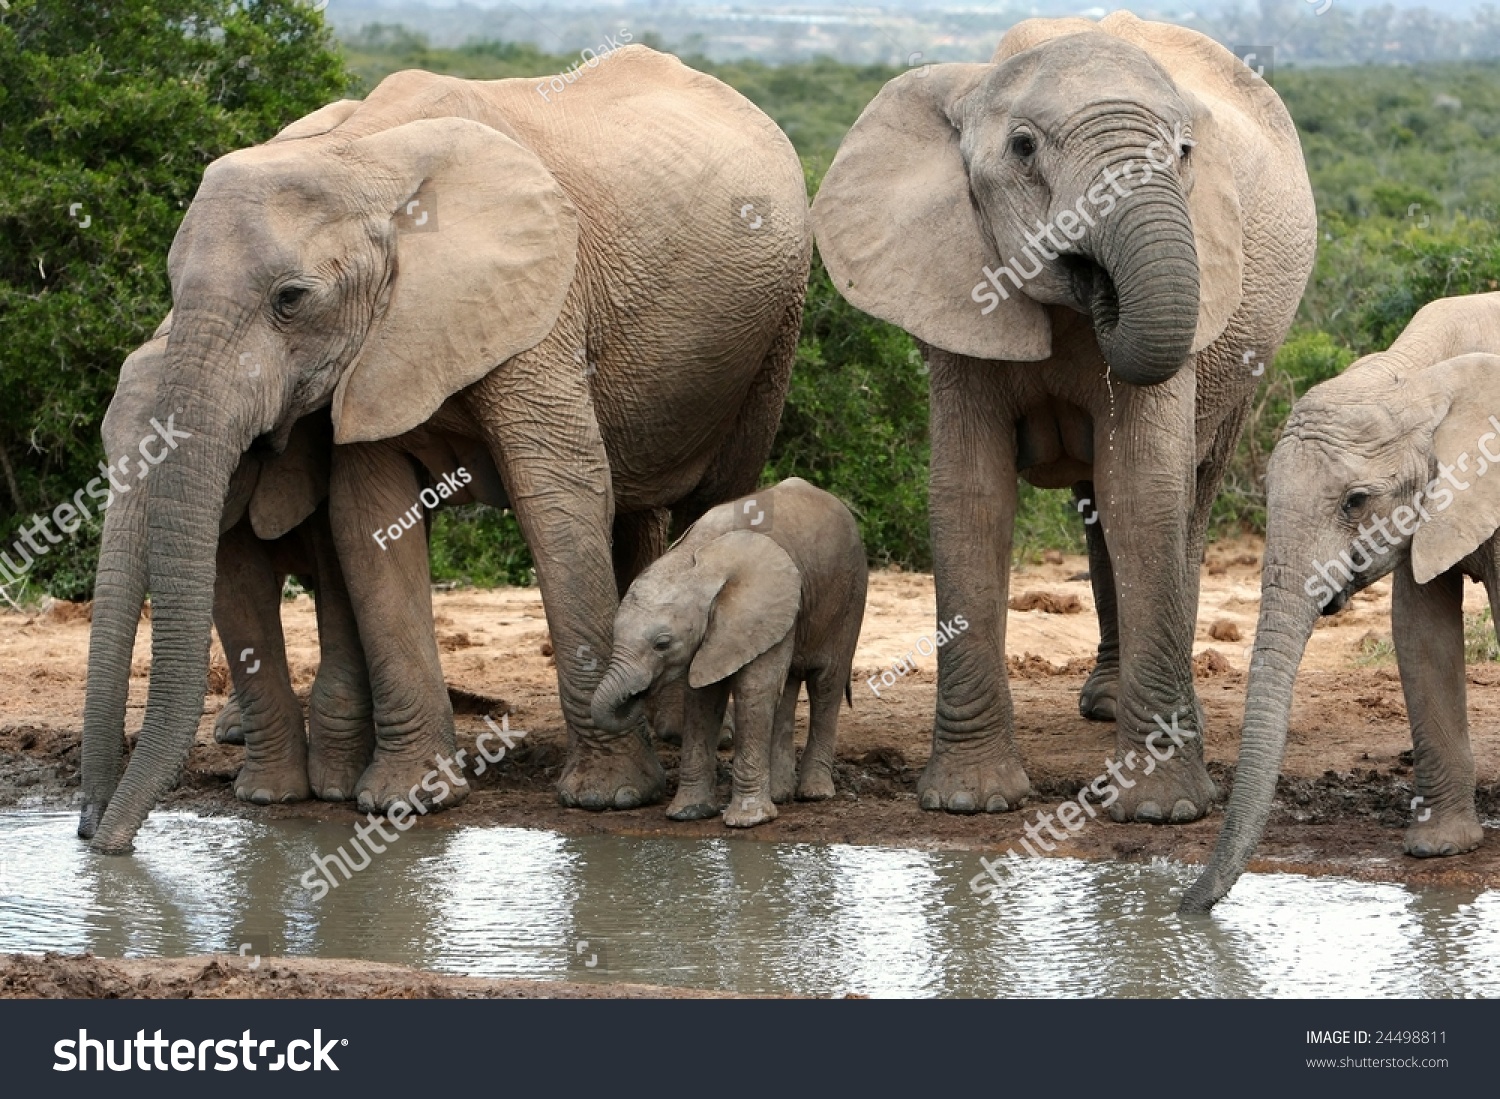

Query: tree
0 0 352 600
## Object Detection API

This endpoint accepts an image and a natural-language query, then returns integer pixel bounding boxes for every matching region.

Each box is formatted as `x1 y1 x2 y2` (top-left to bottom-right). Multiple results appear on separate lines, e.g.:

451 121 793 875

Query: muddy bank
0 953 742 999
3 538 1500 891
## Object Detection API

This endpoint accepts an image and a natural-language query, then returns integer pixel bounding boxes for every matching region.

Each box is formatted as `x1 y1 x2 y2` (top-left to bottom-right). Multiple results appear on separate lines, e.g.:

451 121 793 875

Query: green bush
0 0 352 601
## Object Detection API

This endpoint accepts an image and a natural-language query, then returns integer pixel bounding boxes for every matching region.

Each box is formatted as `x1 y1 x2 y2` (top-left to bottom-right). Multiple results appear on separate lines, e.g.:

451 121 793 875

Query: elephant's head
1182 350 1500 911
83 85 580 852
591 531 801 733
810 15 1245 385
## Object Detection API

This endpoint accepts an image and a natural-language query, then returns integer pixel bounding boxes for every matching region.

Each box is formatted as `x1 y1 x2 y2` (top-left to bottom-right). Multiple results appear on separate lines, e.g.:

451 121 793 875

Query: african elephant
810 12 1315 821
80 46 809 853
592 478 867 826
76 329 383 827
1183 293 1500 912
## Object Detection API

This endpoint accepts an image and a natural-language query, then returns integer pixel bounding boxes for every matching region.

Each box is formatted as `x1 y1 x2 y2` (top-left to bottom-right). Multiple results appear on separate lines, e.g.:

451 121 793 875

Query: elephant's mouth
1060 255 1120 330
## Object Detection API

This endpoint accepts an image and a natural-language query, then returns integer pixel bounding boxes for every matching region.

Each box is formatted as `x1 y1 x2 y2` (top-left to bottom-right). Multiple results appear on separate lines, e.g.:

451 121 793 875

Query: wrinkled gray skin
82 47 808 853
592 479 867 827
811 13 1315 821
1183 293 1500 912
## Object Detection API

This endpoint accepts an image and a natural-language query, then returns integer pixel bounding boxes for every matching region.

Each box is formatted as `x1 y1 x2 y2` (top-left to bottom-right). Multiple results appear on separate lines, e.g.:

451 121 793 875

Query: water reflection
2 810 1498 998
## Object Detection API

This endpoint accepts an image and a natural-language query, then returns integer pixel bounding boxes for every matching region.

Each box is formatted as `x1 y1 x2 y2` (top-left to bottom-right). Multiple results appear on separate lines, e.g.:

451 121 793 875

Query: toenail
1169 799 1198 822
919 790 942 810
947 792 976 813
984 794 1010 812
1135 801 1164 822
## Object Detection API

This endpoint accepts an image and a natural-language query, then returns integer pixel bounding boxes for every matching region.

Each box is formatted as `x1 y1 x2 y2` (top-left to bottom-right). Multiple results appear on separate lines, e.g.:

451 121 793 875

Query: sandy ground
5 537 1500 996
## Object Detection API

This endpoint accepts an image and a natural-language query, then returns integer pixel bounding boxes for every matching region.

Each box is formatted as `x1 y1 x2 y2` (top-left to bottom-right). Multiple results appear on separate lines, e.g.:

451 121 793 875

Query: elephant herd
68 11 1500 913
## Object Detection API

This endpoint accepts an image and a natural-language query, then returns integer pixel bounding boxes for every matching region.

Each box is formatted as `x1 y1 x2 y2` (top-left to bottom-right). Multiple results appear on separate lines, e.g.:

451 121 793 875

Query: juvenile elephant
592 478 867 827
1183 293 1500 912
811 12 1316 821
78 330 381 829
81 47 809 853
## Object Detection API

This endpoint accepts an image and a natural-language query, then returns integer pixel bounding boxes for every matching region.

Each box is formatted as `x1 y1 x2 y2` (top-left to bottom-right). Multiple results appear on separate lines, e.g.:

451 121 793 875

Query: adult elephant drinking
811 13 1315 820
80 47 810 853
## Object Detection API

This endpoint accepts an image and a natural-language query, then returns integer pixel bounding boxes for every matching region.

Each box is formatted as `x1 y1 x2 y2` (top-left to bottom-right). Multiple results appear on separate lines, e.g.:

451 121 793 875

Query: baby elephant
592 478 867 826
1184 292 1500 912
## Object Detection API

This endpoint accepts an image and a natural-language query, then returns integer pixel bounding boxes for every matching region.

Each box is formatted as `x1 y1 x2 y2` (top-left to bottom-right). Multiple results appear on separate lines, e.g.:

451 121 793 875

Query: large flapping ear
1174 88 1244 353
1410 353 1500 584
688 531 802 689
270 100 361 143
332 117 579 444
810 65 1051 362
248 414 333 540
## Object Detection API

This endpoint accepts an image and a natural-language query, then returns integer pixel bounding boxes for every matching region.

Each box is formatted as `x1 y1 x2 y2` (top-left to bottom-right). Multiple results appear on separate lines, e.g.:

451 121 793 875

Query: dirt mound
1009 591 1084 614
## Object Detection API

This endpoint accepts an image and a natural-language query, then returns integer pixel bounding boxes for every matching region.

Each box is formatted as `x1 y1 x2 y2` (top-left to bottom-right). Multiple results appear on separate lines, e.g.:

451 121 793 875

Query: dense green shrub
0 0 352 601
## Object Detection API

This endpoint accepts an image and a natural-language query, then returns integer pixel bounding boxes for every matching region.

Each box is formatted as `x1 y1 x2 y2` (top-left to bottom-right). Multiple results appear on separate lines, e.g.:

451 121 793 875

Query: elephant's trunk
77 469 150 839
1180 564 1320 912
1084 160 1200 387
88 323 251 854
591 657 653 735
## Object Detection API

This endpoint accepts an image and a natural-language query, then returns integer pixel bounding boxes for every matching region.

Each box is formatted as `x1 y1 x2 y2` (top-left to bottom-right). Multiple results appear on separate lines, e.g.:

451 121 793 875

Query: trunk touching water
1180 568 1322 913
591 658 652 736
1085 176 1200 388
88 327 251 854
77 475 150 839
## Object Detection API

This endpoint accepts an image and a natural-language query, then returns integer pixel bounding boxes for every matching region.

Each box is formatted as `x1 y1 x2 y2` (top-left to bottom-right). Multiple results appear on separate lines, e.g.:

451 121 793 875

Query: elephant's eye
1009 133 1037 159
1342 491 1370 515
273 286 309 317
653 636 672 652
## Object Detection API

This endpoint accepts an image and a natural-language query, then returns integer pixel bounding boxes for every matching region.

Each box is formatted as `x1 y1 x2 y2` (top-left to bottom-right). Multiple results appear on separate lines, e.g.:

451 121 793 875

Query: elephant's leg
770 673 801 803
1095 368 1217 823
303 505 376 802
331 444 466 814
796 668 842 802
1075 479 1119 722
612 508 670 598
725 638 796 827
476 360 666 811
214 522 309 804
213 691 244 745
665 683 729 821
1393 565 1482 857
917 351 1029 814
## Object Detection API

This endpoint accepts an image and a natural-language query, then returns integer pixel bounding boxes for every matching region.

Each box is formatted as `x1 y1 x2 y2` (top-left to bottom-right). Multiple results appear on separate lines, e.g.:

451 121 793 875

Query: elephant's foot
1078 662 1119 722
666 789 722 820
557 733 666 811
309 752 367 803
1104 741 1218 823
1404 807 1483 858
724 792 778 828
771 754 797 804
917 737 1031 813
213 696 245 745
795 761 836 801
355 750 470 814
233 757 311 805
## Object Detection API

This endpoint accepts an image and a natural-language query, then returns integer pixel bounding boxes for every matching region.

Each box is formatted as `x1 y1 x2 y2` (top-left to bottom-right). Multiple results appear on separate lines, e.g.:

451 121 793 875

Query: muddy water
1 809 1498 997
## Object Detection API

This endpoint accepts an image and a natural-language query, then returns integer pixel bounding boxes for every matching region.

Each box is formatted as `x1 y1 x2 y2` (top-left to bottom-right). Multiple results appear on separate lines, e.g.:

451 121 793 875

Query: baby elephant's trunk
591 657 653 735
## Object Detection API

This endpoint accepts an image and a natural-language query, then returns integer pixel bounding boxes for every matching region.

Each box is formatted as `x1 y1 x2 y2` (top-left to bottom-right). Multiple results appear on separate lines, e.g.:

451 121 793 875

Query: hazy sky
350 1 1484 9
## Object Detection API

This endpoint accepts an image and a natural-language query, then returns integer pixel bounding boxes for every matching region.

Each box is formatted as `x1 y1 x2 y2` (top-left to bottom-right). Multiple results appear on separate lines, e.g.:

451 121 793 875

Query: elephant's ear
270 100 361 143
103 337 169 467
810 65 1051 363
248 415 332 540
688 531 802 689
1179 92 1244 354
1410 353 1500 584
333 117 579 444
